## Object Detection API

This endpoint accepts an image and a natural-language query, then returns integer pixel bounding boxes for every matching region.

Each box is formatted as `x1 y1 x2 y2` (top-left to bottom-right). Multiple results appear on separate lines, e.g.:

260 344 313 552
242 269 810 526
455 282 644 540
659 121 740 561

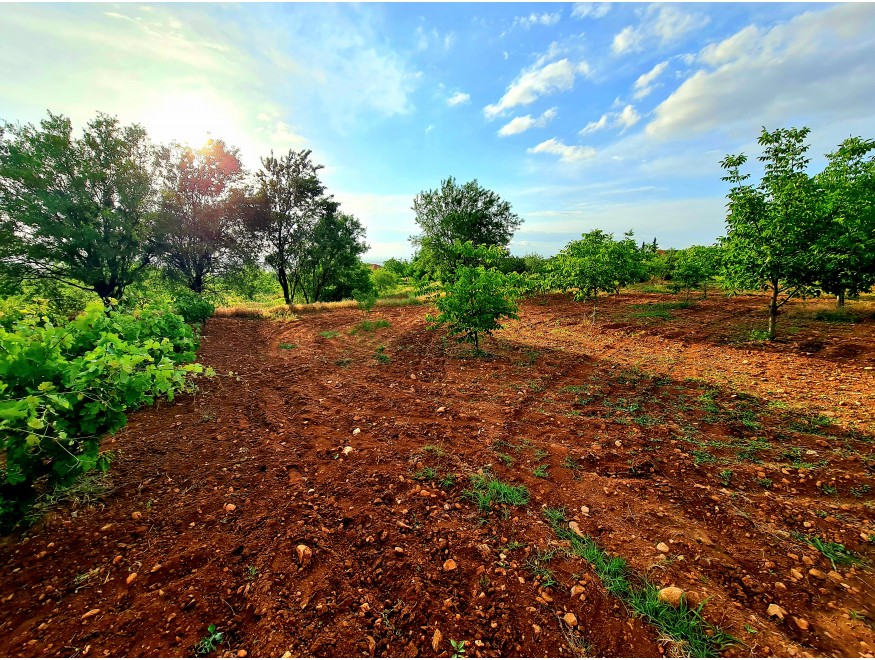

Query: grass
245 565 258 580
422 444 446 457
439 474 457 489
335 357 352 367
195 624 223 656
691 450 717 466
351 318 391 334
319 330 339 339
814 308 862 324
797 534 865 569
462 472 530 512
495 452 515 466
413 466 437 481
278 342 296 350
718 469 733 487
532 464 550 479
562 456 581 471
525 548 558 587
820 483 838 495
374 345 390 363
27 472 112 524
629 301 694 320
543 508 736 658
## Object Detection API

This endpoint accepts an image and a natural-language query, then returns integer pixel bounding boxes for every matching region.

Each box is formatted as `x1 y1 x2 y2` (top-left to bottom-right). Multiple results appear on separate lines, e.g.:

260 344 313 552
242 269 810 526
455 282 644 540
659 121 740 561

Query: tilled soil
1 292 874 658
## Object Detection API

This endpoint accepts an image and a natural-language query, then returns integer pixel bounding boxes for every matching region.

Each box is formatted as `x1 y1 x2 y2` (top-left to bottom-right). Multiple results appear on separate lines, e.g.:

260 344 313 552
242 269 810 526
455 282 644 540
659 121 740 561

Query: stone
281 653 292 659
342 446 354 456
570 585 585 598
808 568 827 580
443 559 457 571
568 521 582 536
656 542 670 553
436 407 446 414
767 603 787 620
126 573 137 585
792 617 809 632
563 612 578 627
224 503 236 512
131 511 142 521
236 651 247 658
409 374 417 380
432 629 442 653
352 428 361 435
657 587 684 608
296 544 313 567
790 568 804 580
580 506 590 516
82 609 100 620
775 582 787 590
366 637 376 657
827 571 843 583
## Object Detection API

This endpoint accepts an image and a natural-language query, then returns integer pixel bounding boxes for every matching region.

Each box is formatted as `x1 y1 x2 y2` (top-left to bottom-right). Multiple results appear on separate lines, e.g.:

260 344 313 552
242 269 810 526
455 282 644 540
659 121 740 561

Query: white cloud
528 138 596 163
447 91 471 107
425 124 434 134
513 12 561 29
646 3 875 140
633 60 669 99
579 105 640 134
571 3 610 20
484 58 589 119
613 6 709 55
497 107 557 136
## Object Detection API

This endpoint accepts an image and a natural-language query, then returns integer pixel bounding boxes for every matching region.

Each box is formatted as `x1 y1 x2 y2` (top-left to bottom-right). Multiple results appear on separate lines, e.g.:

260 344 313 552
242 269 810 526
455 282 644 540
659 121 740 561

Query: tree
154 139 250 293
254 149 327 304
381 257 410 278
670 245 721 298
372 267 399 293
426 242 520 355
546 230 645 320
813 137 875 307
0 112 157 303
720 127 821 339
411 177 522 275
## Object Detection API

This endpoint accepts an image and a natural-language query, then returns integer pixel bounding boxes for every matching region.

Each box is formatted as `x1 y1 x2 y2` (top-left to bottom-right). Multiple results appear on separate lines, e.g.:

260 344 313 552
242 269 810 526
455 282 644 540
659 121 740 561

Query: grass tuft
463 472 530 512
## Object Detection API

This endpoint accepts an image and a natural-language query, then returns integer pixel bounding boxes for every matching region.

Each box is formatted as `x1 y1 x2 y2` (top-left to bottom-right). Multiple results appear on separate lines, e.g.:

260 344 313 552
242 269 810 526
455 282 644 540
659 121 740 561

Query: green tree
426 242 520 355
254 149 327 304
720 127 821 339
670 245 721 298
381 257 410 278
547 229 645 320
411 177 522 275
0 112 157 303
813 136 875 307
372 267 399 293
154 139 252 293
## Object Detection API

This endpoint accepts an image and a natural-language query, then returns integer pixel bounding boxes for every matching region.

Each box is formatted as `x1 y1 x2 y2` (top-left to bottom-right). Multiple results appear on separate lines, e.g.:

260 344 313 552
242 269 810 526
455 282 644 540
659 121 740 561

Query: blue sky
2 2 875 262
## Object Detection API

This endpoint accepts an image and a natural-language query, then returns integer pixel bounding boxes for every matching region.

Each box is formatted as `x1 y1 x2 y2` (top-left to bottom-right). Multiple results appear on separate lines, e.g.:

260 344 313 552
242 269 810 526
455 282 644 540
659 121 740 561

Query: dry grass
214 295 426 319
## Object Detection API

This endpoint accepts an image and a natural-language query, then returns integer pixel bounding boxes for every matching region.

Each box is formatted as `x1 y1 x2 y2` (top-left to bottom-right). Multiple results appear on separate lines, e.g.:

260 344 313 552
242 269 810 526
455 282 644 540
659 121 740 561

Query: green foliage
463 472 530 511
0 111 157 303
670 245 722 297
425 242 520 354
411 177 522 276
173 290 215 325
532 464 550 479
449 640 467 658
381 257 411 278
195 624 224 656
371 267 399 293
0 300 206 525
799 535 864 568
546 229 646 319
350 318 390 334
373 345 390 363
353 287 377 314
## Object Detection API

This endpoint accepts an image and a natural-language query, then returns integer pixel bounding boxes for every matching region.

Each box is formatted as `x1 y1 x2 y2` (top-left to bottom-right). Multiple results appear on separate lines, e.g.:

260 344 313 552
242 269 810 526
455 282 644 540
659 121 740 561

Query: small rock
775 582 787 590
394 546 404 555
563 612 578 627
224 503 236 512
352 428 361 435
568 521 582 536
657 587 684 608
409 373 417 380
126 572 137 585
790 568 804 580
432 629 442 653
113 555 123 565
656 542 670 553
532 624 542 635
131 511 142 521
827 570 843 583
808 568 827 580
436 406 446 413
236 651 247 658
296 544 313 567
792 617 809 632
580 506 590 516
570 585 585 597
82 609 100 620
767 603 787 620
443 559 457 571
342 446 354 455
366 637 376 657
281 653 292 659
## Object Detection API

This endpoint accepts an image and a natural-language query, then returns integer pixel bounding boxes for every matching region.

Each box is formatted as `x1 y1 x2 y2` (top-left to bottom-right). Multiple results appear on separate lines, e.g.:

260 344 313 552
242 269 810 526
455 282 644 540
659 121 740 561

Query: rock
767 603 787 620
656 542 670 553
563 612 578 627
296 544 313 567
790 568 804 580
570 585 585 597
281 653 292 659
394 547 405 555
352 428 361 435
443 559 457 571
580 506 590 516
792 617 809 632
775 582 787 590
342 446 354 456
236 651 247 658
436 406 446 414
657 587 684 608
409 374 417 380
131 511 142 521
366 636 376 657
126 572 137 585
532 624 542 635
808 568 827 580
224 503 236 512
432 629 442 653
568 521 582 536
82 609 100 620
476 543 491 560
113 555 123 565
150 564 162 573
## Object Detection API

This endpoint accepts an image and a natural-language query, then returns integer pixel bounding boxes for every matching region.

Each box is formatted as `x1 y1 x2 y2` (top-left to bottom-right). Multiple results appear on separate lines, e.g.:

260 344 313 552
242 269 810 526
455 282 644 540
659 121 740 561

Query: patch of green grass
350 318 391 334
195 624 224 656
319 330 339 339
532 464 550 479
413 466 437 481
495 452 515 466
525 548 558 587
814 309 861 324
691 450 717 466
245 565 258 580
335 357 352 367
737 437 771 463
850 484 871 498
543 508 736 657
462 472 530 512
749 329 771 341
374 345 390 363
718 469 733 487
796 533 864 568
278 342 296 350
439 474 457 489
756 477 773 489
629 301 693 320
534 448 549 460
422 445 446 457
562 456 581 471
820 483 838 495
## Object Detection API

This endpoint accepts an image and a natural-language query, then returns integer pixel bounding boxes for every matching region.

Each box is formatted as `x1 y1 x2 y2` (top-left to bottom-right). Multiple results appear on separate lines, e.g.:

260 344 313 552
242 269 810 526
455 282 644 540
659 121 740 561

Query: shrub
173 290 216 325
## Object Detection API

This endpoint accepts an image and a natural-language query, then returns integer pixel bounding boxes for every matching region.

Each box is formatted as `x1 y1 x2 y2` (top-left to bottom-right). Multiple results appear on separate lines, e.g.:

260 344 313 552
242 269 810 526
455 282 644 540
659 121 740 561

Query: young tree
426 242 520 355
813 137 875 307
670 245 721 298
253 149 327 304
720 127 821 339
371 267 399 294
154 139 250 293
411 177 522 275
546 229 645 320
0 112 157 303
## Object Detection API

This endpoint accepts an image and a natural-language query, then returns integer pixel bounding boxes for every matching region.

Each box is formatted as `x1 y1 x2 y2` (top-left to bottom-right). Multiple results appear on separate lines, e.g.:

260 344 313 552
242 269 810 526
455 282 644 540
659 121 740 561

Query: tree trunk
768 283 779 340
836 290 845 309
591 291 598 322
473 332 479 354
277 266 291 305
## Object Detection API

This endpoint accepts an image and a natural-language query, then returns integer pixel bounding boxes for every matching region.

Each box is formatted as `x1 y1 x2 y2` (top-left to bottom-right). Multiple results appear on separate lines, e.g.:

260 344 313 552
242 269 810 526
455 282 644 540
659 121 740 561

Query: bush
173 290 215 325
0 300 208 528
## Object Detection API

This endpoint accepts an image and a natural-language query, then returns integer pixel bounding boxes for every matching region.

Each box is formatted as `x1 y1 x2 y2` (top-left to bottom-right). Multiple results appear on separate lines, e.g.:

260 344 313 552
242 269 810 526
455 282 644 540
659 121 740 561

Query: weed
718 469 733 487
422 444 446 457
335 357 352 367
744 624 758 635
850 484 871 498
463 472 530 512
450 640 467 658
319 330 339 339
534 448 549 460
796 533 864 568
350 318 391 334
278 343 296 350
439 474 457 489
195 624 224 656
749 329 771 341
814 309 861 324
756 477 773 489
532 464 550 479
691 450 717 466
414 467 437 481
562 456 581 471
374 345 390 363
245 565 258 580
820 483 838 496
629 302 692 320
525 548 558 587
495 452 515 466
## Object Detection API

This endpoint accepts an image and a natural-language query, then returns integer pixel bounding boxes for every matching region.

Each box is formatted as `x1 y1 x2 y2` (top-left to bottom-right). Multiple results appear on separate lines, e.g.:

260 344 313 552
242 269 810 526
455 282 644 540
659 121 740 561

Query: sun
140 91 237 148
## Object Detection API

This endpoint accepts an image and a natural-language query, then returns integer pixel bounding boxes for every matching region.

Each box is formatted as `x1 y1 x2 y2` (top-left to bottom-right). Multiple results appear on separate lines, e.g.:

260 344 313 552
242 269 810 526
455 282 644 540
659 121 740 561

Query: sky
2 2 875 262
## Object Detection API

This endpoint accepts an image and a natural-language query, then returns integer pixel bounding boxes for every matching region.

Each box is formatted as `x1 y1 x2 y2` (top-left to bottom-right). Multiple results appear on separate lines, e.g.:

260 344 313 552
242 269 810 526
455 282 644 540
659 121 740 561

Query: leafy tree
670 245 722 298
0 112 157 303
372 267 399 293
547 230 645 319
411 177 522 274
154 139 252 293
813 137 875 307
426 242 520 354
253 149 327 304
382 257 410 278
720 127 821 339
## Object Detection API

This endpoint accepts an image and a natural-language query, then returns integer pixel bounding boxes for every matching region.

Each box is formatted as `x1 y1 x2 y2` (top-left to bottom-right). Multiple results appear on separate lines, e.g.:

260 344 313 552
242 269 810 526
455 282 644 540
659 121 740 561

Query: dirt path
1 293 873 658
